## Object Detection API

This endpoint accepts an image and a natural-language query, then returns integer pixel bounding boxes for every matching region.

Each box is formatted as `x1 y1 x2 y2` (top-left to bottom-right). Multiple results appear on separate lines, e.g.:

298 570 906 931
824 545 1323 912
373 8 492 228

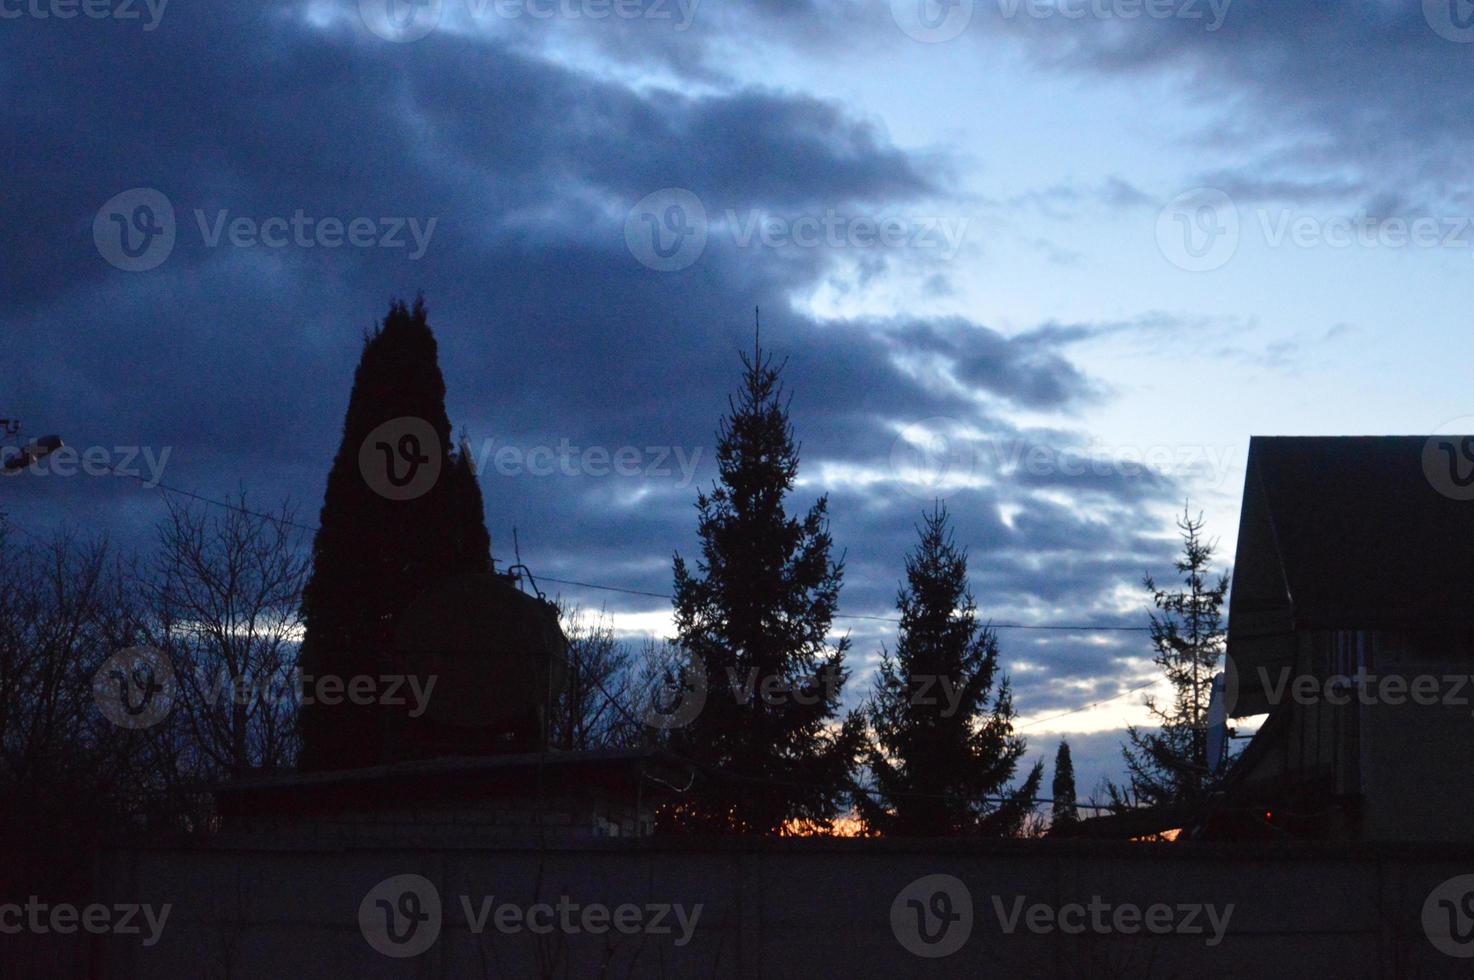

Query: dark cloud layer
986 0 1474 214
2 0 1205 745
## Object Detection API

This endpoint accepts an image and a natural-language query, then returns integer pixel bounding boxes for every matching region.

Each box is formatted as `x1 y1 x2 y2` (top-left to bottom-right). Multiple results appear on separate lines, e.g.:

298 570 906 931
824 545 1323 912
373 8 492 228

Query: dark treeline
0 495 308 904
0 299 1232 867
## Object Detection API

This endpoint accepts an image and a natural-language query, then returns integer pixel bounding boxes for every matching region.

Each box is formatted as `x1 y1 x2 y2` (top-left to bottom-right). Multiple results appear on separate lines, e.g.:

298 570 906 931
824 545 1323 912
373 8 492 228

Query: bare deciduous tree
552 603 640 751
143 495 309 778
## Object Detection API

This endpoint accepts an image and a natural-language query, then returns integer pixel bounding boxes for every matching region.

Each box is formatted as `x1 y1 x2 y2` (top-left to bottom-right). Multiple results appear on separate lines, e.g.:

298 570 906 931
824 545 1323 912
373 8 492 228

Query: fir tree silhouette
663 333 863 834
1110 506 1229 810
856 505 1041 836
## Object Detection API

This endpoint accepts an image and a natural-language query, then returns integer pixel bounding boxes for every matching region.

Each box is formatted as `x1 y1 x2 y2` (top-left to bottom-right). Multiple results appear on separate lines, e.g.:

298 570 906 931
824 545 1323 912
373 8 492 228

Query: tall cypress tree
1051 740 1079 832
856 505 1041 837
297 298 490 771
664 337 863 834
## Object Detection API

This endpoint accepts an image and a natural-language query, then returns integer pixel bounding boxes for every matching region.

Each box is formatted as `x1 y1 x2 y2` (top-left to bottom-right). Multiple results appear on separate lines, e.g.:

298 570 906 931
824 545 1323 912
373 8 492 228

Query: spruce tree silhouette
297 298 490 771
856 505 1041 837
1051 740 1080 832
664 335 863 834
1110 506 1229 810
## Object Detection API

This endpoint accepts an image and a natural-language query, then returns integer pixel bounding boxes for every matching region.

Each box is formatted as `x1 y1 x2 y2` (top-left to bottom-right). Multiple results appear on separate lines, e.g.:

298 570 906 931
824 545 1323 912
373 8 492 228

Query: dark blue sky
6 0 1472 794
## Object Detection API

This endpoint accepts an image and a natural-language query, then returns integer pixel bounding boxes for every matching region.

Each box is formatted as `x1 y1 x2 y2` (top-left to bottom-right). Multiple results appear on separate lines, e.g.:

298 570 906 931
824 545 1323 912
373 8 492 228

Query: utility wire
4 467 1183 747
99 465 321 533
538 573 1151 632
88 467 1155 634
1016 679 1162 731
0 507 1147 818
545 599 1118 814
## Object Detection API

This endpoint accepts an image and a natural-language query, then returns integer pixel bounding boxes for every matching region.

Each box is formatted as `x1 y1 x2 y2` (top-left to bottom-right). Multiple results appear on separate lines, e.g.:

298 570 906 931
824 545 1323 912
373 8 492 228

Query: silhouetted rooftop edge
1230 434 1474 632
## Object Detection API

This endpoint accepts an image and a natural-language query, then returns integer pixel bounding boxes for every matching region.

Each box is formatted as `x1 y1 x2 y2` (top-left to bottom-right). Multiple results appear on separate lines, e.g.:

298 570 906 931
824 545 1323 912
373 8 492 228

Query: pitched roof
1230 435 1474 632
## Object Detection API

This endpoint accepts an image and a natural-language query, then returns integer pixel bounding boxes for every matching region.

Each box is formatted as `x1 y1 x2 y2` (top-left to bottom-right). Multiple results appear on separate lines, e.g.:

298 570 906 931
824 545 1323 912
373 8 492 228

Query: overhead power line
1016 679 1162 731
31 465 1155 634
1 486 1183 807
535 574 1151 632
